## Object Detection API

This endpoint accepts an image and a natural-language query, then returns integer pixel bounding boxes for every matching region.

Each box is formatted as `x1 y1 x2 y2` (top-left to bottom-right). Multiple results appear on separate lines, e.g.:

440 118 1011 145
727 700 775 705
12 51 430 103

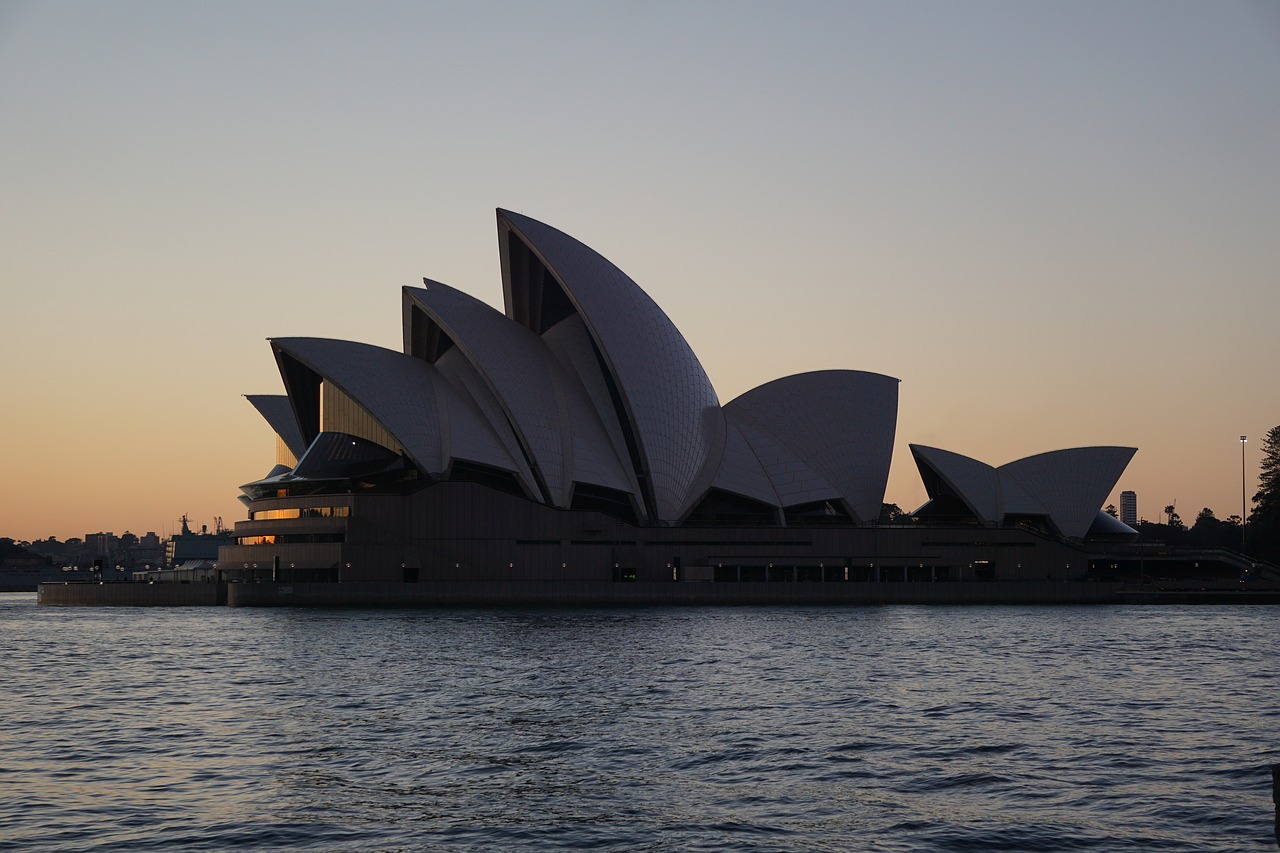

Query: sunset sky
2 1 1277 542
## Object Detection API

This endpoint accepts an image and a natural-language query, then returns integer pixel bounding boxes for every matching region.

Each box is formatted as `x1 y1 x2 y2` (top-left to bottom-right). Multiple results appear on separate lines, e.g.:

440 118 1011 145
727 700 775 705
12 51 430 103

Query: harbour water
2 593 1277 851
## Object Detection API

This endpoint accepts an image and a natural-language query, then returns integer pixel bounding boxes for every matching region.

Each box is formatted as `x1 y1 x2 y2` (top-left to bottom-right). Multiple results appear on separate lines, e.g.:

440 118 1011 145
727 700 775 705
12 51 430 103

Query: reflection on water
2 594 1277 851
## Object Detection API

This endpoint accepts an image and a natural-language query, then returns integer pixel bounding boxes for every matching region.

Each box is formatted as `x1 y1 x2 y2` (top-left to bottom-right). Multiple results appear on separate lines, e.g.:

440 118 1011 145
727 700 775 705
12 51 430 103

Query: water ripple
1 595 1277 851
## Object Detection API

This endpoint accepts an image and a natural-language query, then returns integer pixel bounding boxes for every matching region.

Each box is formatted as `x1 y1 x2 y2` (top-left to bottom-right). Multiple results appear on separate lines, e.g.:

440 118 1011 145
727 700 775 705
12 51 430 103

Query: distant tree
0 538 41 562
1189 507 1215 546
1247 425 1280 562
1105 504 1118 518
1188 507 1240 549
1135 514 1194 547
878 503 913 524
1164 505 1184 531
1134 519 1166 543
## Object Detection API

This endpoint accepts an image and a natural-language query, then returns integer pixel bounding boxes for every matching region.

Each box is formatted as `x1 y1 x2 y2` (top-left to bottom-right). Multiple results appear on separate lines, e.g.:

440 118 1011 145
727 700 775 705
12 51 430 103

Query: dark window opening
447 460 527 497
507 232 577 334
767 565 793 582
276 352 322 444
1004 514 1059 537
784 500 854 526
587 335 654 521
570 483 640 526
912 495 983 526
684 489 779 526
409 303 455 363
713 566 738 582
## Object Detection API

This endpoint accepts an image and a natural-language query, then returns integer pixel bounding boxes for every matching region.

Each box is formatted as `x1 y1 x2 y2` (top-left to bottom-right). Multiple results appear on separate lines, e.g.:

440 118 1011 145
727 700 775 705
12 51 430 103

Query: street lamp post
1240 435 1248 551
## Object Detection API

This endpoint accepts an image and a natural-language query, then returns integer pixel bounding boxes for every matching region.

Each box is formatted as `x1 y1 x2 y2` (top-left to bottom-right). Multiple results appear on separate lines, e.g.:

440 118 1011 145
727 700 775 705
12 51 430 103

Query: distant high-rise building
1120 490 1137 526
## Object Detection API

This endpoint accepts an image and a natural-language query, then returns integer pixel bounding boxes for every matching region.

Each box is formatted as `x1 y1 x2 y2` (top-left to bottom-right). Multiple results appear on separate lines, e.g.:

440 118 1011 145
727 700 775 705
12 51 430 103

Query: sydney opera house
216 210 1139 603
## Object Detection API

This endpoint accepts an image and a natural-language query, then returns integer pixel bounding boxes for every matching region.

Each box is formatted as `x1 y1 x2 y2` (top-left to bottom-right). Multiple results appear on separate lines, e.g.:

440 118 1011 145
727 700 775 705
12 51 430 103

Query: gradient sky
2 0 1277 542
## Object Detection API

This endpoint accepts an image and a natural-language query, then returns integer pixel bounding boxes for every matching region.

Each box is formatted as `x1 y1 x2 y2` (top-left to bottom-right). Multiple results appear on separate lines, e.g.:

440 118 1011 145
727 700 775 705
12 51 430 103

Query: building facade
219 210 1136 592
1120 490 1138 526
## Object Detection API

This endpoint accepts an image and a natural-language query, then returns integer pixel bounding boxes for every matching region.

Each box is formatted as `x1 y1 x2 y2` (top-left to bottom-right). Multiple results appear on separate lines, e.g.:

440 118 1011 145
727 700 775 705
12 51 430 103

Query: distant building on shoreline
1120 491 1137 527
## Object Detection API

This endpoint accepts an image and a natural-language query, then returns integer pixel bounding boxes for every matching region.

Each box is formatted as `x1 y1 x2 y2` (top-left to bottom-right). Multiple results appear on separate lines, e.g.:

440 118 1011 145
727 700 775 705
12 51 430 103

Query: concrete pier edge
35 579 1280 607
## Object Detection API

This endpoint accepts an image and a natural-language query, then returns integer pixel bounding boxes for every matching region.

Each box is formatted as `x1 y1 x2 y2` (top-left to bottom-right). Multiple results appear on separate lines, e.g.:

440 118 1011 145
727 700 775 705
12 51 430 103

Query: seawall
224 580 1128 607
38 582 227 607
39 580 1280 608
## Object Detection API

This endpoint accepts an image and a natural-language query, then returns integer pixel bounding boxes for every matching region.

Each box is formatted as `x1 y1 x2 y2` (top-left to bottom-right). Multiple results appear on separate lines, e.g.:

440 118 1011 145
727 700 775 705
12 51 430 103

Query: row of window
237 533 346 545
249 506 351 521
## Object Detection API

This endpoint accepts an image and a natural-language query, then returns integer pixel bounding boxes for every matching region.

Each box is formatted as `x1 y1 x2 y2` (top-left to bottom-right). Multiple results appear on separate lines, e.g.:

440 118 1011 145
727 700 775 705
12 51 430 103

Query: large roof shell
999 447 1136 539
498 210 724 523
708 418 786 509
910 444 1136 538
245 394 306 460
270 337 523 480
540 314 647 503
726 371 899 522
402 283 633 505
725 413 842 509
910 445 1002 522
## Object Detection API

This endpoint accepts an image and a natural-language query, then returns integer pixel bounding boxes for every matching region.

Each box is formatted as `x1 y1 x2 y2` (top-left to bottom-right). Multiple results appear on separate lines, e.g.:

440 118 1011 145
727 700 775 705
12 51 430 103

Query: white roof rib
270 337 523 480
910 445 1000 523
499 210 724 523
998 447 1137 539
245 394 306 460
726 371 899 522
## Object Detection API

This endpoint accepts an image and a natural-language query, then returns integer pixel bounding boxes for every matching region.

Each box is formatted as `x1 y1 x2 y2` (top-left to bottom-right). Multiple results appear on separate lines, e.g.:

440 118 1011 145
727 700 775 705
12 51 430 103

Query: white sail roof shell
910 444 1136 538
724 413 842 509
245 394 306 460
1000 447 1137 539
708 417 787 509
403 283 633 505
538 314 643 500
725 371 899 522
499 210 725 522
910 445 1003 522
271 337 523 480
